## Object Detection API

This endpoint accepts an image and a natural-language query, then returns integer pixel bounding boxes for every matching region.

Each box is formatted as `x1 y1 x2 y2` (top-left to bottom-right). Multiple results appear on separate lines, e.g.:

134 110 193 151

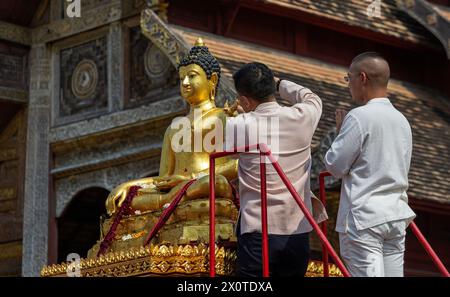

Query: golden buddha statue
87 38 239 257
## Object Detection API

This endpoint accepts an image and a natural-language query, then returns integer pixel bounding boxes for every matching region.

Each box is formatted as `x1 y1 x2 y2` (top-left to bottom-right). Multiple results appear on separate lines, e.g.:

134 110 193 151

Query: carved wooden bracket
396 0 450 59
140 9 237 106
0 20 31 45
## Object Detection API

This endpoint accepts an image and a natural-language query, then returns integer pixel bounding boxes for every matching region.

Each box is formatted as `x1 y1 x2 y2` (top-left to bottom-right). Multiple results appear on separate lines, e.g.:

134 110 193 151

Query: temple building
0 0 448 277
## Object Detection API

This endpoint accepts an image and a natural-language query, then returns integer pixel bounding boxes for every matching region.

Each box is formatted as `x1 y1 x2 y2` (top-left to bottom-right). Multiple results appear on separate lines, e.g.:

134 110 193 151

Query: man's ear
360 72 368 85
240 96 250 108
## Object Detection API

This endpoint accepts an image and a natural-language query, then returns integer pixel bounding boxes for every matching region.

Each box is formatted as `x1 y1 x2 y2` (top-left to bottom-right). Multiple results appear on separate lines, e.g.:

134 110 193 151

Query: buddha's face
179 64 217 105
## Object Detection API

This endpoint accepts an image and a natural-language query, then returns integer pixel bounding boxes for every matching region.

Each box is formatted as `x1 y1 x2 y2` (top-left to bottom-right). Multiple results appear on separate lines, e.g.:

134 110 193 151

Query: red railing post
260 153 269 277
208 145 258 277
209 157 216 277
266 151 350 277
319 171 332 277
409 222 450 277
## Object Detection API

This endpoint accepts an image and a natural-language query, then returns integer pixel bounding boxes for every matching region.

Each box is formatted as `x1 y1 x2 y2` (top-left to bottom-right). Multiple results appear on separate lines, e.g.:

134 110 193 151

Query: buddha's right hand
105 184 129 216
105 178 155 216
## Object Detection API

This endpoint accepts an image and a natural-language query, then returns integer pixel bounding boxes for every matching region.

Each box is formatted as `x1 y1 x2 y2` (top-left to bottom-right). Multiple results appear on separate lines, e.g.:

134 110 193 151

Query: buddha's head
178 38 221 106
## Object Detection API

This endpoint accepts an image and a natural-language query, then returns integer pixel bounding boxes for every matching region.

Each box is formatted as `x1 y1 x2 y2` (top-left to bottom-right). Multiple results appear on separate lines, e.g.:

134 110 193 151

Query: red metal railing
209 144 350 277
319 171 332 277
143 145 448 277
319 171 450 277
409 223 450 276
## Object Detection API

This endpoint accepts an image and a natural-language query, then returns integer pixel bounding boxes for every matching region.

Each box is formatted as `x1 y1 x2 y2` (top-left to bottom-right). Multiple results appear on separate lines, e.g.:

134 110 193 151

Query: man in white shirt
324 52 416 277
230 62 327 277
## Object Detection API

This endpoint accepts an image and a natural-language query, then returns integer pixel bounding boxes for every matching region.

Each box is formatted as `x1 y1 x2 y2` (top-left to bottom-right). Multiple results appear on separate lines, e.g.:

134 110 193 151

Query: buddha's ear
210 72 218 86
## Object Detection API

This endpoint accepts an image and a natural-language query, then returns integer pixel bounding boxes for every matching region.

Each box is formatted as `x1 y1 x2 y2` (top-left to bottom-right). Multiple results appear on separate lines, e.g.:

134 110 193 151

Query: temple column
22 44 52 276
108 21 124 112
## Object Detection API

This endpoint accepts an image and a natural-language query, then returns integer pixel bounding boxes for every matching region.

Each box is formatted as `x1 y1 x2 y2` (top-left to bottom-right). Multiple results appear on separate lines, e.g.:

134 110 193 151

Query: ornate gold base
42 244 236 277
306 260 343 277
42 243 342 277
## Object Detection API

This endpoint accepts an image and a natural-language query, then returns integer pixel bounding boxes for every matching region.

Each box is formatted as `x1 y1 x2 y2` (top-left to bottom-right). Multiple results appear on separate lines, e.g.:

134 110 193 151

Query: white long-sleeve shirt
324 98 416 233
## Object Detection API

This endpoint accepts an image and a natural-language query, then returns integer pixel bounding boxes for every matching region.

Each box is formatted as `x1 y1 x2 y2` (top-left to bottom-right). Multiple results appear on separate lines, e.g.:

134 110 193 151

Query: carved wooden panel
59 37 108 118
0 120 20 213
0 109 26 241
0 44 27 90
126 26 178 108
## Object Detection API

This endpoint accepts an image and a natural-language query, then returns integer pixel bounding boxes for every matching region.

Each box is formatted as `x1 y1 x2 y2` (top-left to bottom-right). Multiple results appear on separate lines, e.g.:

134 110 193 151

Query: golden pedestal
41 244 342 277
87 198 238 258
42 244 236 277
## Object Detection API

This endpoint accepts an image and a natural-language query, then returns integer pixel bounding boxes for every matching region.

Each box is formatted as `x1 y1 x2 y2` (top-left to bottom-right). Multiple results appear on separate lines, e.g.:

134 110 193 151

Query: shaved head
350 52 390 88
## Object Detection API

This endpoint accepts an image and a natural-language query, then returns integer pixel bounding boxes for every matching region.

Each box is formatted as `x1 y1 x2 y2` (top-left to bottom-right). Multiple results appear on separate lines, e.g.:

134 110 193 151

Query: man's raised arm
278 79 322 127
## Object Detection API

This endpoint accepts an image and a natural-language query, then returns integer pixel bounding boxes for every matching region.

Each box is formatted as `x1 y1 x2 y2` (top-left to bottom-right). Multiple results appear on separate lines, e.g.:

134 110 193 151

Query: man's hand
236 100 245 114
335 109 348 134
224 99 244 115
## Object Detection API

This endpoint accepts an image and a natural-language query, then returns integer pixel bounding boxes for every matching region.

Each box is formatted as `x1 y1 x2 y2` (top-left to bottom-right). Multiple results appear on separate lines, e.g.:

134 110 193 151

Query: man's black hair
233 62 276 101
178 45 221 93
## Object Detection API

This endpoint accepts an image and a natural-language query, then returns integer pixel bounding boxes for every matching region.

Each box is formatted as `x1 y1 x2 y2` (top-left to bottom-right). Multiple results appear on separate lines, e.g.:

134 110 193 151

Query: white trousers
338 213 407 277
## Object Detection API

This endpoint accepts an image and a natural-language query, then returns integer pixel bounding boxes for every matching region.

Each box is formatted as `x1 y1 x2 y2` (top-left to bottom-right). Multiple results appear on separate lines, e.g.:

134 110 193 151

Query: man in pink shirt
230 62 327 277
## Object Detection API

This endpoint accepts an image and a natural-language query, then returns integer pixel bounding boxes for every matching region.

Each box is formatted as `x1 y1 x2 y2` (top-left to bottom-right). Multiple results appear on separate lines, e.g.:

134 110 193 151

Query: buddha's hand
105 184 130 216
153 175 191 190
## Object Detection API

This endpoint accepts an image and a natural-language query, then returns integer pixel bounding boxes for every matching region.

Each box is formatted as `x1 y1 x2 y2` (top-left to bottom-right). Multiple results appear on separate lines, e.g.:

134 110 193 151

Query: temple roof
261 0 440 46
173 25 450 205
